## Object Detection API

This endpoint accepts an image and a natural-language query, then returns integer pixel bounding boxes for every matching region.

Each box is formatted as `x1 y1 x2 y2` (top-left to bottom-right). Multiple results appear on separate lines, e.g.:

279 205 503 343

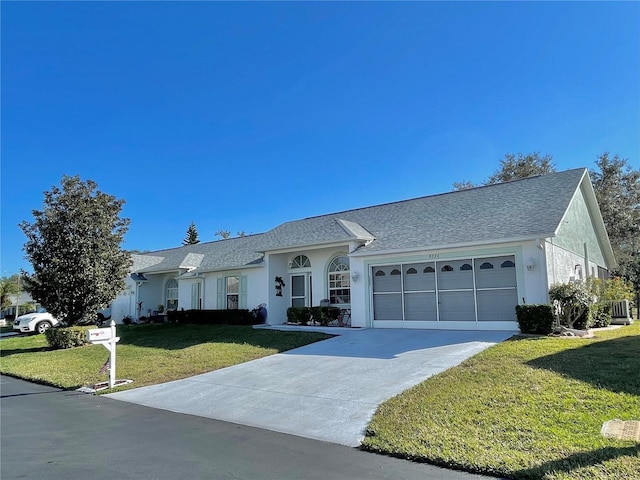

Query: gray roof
257 168 590 254
135 236 265 274
134 168 609 271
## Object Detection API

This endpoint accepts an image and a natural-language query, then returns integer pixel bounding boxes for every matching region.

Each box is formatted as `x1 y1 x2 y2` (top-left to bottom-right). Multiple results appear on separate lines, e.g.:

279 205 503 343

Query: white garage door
372 256 517 329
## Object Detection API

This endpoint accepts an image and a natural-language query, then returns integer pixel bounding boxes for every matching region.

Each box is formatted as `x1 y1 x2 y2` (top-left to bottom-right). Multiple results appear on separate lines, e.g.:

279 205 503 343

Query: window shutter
216 278 224 309
239 276 248 309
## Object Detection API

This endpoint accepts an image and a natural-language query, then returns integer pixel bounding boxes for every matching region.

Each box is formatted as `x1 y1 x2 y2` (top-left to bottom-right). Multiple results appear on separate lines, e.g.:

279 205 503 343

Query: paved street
1 376 502 480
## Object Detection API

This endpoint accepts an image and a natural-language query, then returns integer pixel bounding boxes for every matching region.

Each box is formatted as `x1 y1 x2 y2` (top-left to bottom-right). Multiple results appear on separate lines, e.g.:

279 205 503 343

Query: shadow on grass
116 323 332 352
513 445 640 480
527 335 640 396
0 346 52 357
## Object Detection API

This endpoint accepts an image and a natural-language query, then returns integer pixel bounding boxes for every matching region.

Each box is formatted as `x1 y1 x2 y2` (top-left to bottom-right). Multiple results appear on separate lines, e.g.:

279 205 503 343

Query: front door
291 274 312 307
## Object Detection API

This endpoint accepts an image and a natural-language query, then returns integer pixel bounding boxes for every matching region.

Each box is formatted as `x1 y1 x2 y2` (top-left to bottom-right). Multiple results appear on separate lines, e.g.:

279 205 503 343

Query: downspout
583 242 590 278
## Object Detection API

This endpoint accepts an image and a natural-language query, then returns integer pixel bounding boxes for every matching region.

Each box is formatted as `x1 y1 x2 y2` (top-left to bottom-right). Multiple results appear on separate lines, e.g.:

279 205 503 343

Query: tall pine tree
183 222 200 245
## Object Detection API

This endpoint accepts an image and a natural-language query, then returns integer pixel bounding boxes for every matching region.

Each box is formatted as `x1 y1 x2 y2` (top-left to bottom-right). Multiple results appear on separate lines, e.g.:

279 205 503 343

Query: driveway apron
107 329 515 447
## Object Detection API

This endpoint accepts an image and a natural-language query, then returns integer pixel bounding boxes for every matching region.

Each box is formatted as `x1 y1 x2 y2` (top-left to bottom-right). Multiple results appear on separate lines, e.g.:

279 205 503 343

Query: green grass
0 323 331 391
362 323 640 480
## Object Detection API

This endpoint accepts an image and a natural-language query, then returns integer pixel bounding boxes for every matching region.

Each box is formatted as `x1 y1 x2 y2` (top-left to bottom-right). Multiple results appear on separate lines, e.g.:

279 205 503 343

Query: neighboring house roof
134 235 265 275
132 168 615 272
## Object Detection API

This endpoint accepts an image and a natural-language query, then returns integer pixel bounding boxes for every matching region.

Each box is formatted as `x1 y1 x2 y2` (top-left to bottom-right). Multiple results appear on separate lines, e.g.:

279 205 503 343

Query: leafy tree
215 229 231 239
452 180 475 191
590 153 640 310
183 221 200 245
19 175 131 325
486 152 555 184
549 282 593 330
453 152 556 190
0 275 21 310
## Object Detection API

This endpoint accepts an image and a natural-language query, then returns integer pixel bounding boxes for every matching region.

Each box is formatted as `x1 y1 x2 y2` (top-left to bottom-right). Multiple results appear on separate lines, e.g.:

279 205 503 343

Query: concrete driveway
107 328 515 447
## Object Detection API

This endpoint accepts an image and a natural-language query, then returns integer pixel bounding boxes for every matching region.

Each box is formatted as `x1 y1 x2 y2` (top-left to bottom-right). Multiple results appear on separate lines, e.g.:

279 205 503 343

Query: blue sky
2 1 639 276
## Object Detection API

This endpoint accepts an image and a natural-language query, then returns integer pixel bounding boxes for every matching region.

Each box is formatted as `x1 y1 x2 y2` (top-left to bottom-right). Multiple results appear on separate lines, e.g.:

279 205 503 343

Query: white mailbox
87 328 112 342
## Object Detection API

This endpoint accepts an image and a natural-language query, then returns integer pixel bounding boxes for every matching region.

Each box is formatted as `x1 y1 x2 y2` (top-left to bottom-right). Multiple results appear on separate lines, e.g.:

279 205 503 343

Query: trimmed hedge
515 304 554 334
287 307 341 326
45 326 93 349
167 309 258 325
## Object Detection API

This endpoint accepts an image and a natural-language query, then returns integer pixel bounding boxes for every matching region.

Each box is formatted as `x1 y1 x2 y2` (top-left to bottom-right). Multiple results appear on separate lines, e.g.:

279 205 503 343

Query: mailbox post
87 320 120 389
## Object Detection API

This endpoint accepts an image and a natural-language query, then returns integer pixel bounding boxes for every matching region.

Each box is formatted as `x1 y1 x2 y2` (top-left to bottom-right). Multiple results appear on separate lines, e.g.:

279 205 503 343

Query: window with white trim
226 276 239 309
290 255 311 269
328 256 350 304
166 278 178 310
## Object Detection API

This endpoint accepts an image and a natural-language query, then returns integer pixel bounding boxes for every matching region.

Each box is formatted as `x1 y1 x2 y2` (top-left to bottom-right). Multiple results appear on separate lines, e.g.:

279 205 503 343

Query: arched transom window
328 256 350 305
166 278 178 310
290 254 311 269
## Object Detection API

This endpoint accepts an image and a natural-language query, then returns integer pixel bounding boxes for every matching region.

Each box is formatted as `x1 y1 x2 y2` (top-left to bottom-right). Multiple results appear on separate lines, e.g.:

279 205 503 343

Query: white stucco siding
520 240 550 305
109 279 136 323
267 254 289 324
197 268 266 312
545 240 590 286
348 256 366 328
554 185 607 267
136 273 175 317
266 246 354 325
178 278 202 310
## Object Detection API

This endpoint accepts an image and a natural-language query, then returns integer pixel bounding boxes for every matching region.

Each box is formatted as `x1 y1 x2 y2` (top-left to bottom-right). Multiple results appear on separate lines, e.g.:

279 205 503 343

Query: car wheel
35 321 52 334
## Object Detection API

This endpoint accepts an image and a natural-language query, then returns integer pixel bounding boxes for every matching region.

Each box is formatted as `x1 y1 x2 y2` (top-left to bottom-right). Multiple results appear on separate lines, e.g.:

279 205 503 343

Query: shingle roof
134 236 265 274
134 168 603 271
257 168 589 254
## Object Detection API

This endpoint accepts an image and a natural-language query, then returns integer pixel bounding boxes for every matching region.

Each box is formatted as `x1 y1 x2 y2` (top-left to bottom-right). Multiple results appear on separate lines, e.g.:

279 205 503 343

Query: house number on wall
428 254 441 259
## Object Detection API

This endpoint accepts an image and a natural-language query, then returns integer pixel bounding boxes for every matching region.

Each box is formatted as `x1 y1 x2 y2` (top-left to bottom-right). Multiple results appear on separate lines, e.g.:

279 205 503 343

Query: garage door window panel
403 263 435 291
437 260 474 290
373 266 402 292
475 256 517 289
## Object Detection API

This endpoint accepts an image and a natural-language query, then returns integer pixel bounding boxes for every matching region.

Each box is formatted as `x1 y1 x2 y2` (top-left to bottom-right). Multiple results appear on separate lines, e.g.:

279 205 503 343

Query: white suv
13 308 60 334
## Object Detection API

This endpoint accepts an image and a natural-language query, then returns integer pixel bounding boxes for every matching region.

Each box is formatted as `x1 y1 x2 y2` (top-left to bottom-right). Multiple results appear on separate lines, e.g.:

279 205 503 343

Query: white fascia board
580 173 617 269
259 239 360 255
136 269 181 275
349 235 556 258
195 263 264 274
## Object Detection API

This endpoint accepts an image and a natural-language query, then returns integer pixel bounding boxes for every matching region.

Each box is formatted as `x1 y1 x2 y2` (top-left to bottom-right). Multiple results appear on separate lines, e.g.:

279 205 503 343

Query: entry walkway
107 328 515 447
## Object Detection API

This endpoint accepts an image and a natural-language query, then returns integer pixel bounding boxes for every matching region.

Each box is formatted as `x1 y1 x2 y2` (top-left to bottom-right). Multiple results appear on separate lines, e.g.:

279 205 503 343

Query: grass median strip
0 323 331 391
361 323 640 480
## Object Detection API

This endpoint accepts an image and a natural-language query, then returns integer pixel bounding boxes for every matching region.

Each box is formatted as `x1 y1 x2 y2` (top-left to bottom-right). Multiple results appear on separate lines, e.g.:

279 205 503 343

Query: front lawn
0 323 331 391
362 323 640 480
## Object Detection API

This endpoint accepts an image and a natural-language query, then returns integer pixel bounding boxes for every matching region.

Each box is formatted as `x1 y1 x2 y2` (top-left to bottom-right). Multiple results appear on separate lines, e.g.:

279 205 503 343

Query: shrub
310 306 341 326
591 303 612 328
515 304 554 334
45 326 93 349
286 307 312 325
172 309 257 325
549 282 593 330
122 316 133 325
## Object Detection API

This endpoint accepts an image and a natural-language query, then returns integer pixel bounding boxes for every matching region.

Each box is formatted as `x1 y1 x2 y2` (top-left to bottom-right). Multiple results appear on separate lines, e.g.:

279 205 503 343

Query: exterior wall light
351 271 360 282
525 260 535 272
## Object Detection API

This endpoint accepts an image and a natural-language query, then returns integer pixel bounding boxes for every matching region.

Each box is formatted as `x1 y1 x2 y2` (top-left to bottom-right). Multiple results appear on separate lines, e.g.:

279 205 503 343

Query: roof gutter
193 263 264 274
349 234 557 258
258 238 368 255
